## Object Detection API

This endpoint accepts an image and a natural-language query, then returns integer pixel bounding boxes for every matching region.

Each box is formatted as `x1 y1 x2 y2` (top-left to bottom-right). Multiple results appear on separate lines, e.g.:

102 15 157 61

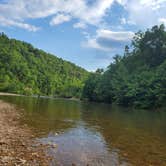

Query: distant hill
0 33 89 97
82 25 166 108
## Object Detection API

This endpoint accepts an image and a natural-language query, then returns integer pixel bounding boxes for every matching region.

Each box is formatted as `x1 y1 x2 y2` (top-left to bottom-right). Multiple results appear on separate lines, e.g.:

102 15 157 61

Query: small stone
52 143 57 148
19 159 26 164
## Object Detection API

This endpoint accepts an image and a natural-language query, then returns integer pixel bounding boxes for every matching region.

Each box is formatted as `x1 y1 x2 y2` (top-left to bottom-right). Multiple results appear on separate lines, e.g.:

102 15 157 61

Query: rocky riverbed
0 100 51 166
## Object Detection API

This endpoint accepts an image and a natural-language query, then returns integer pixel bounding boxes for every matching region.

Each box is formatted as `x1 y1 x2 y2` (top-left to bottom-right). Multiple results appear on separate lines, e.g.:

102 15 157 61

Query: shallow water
1 95 166 166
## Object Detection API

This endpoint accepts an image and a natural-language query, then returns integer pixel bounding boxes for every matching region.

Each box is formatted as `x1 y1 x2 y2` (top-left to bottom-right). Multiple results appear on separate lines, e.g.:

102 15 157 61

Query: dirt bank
0 100 51 166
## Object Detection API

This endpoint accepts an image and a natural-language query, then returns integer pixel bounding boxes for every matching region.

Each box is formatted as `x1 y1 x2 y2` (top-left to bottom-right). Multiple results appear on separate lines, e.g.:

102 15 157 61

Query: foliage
82 25 166 108
0 33 88 97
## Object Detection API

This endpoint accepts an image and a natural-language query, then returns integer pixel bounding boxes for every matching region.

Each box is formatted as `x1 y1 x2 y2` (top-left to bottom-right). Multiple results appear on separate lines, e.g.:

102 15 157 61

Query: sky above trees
0 0 166 71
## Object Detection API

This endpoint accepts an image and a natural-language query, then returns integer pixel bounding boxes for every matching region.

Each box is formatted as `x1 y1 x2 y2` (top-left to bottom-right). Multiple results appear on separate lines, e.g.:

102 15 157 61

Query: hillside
0 33 88 97
82 25 166 108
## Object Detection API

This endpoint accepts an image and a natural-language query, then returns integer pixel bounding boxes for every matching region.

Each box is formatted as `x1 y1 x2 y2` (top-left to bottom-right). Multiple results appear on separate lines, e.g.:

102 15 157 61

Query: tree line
0 33 88 98
1 25 166 109
82 25 166 108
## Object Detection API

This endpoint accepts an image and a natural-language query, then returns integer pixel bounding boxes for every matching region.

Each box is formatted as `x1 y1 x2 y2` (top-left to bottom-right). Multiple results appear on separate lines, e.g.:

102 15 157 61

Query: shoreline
0 92 24 96
0 92 80 102
0 100 51 165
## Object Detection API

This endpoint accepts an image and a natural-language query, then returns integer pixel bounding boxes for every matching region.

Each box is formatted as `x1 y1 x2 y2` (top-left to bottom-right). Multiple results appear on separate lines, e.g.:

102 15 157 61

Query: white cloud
83 29 134 51
97 29 134 41
73 22 87 29
118 0 166 28
81 0 114 24
158 18 166 25
83 38 110 51
120 17 135 25
1 0 166 32
0 16 39 31
0 0 114 31
120 18 127 24
50 14 71 26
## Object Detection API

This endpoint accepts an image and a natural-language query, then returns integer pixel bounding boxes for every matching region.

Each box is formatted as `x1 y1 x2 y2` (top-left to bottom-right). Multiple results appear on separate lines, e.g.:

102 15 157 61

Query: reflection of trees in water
0 96 81 136
25 98 81 136
1 96 166 165
80 102 166 165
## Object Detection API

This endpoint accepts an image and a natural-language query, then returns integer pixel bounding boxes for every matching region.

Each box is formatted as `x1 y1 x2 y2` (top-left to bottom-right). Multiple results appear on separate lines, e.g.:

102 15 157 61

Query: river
0 95 166 166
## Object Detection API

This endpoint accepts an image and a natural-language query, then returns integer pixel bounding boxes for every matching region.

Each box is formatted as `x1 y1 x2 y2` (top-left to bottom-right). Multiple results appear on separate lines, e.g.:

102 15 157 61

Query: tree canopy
82 25 166 109
0 33 89 97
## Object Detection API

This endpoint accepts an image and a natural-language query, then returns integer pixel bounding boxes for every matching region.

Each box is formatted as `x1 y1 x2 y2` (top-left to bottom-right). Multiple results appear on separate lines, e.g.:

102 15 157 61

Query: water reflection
80 103 166 165
0 96 166 165
41 125 128 166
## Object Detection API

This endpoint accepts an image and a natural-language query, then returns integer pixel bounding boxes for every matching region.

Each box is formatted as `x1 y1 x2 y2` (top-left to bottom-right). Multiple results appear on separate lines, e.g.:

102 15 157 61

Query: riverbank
0 100 51 165
0 92 80 102
0 92 23 96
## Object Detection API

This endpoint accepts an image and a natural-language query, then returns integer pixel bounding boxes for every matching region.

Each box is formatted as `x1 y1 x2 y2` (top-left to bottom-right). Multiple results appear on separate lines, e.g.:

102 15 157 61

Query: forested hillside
0 33 88 97
82 25 166 108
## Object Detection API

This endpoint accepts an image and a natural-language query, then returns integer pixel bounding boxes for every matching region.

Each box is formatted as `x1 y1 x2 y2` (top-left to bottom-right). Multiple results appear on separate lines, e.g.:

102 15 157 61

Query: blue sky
0 0 166 71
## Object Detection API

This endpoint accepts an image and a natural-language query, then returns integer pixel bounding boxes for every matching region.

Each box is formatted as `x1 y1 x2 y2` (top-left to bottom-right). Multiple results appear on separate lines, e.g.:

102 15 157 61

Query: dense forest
82 25 166 108
1 25 166 108
0 33 88 97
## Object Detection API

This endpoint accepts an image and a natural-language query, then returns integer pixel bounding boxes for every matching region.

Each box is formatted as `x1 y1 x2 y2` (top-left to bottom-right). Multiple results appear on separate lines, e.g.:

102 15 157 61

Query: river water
0 95 166 166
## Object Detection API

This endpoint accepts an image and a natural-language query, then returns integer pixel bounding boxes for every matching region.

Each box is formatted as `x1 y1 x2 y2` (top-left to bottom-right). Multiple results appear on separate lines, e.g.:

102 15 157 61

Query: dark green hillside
82 25 166 108
0 33 88 97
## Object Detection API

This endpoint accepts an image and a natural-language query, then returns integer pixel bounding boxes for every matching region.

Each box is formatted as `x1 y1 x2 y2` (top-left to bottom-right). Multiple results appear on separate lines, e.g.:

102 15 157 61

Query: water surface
0 95 166 166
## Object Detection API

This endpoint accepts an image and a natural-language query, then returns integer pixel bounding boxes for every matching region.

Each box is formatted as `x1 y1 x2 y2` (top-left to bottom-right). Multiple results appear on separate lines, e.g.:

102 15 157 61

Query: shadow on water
1 95 166 165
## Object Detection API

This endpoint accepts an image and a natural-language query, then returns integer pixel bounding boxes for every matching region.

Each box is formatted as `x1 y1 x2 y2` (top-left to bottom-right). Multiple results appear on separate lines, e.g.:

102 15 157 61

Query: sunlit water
0 95 166 166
